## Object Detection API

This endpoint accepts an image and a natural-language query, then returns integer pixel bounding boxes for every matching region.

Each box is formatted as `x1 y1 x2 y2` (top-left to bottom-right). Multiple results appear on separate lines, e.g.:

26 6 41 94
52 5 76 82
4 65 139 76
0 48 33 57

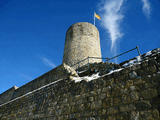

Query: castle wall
11 65 68 100
63 22 102 68
0 64 71 105
0 86 18 105
0 53 160 120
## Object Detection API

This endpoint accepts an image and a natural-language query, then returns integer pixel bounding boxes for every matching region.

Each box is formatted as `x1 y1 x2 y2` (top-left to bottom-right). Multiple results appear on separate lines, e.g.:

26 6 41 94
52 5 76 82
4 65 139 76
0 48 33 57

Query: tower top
66 22 98 32
63 22 102 69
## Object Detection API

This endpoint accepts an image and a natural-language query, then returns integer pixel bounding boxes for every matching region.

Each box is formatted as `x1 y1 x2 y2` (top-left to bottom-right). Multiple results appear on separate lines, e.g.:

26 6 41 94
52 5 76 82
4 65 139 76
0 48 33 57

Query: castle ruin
63 22 102 68
0 22 160 120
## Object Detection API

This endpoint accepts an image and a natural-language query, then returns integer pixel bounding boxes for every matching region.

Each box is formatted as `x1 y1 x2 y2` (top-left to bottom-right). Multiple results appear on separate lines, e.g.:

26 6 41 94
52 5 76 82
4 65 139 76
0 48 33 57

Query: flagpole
94 12 95 26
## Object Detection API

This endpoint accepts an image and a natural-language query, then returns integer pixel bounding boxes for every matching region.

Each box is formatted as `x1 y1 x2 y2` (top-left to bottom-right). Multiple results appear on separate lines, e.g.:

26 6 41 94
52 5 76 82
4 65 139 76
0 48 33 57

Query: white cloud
141 0 151 18
101 0 125 51
41 57 56 68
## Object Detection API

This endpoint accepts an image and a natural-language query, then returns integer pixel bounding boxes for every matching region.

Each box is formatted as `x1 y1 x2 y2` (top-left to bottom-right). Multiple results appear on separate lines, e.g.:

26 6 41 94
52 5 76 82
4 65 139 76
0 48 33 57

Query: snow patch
123 56 142 67
123 59 137 67
157 48 160 53
136 56 141 62
77 70 88 74
73 73 100 83
145 51 152 56
106 68 123 75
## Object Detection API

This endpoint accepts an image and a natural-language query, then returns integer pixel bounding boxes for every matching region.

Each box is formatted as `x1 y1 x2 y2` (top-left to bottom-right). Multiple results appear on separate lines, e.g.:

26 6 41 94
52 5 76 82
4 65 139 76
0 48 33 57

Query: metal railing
71 46 141 70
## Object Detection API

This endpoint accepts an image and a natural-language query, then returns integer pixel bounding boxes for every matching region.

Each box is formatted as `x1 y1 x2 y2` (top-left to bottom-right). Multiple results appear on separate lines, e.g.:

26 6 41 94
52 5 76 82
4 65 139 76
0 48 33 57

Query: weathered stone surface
63 22 102 68
0 48 160 119
62 63 78 77
0 86 18 105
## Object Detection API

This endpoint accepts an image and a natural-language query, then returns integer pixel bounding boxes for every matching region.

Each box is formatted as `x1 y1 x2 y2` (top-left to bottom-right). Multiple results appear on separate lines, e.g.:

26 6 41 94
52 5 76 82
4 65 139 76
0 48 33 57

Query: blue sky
0 0 160 94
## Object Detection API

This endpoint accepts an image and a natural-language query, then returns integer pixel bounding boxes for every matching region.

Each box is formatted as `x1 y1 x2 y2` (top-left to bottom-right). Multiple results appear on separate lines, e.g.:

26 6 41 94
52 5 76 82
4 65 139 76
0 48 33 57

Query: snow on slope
73 48 160 83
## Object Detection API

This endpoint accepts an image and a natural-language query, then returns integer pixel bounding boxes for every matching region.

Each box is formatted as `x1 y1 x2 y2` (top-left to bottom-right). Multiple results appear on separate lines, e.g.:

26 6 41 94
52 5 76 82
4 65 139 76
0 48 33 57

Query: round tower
63 22 102 68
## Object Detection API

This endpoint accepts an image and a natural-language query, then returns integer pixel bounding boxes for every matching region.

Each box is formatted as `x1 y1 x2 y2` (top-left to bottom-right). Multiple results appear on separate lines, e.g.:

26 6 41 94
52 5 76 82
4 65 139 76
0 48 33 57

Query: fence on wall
71 46 141 70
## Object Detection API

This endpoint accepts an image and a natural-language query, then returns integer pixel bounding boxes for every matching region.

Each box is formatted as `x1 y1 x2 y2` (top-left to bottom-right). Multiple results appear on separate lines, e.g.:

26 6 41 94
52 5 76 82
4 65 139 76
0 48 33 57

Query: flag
94 12 101 20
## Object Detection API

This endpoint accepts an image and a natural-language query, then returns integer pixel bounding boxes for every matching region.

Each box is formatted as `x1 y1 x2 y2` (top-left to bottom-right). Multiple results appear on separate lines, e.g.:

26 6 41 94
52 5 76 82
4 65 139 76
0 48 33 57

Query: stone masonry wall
0 86 18 105
63 22 102 68
0 49 160 120
11 65 67 100
0 64 76 105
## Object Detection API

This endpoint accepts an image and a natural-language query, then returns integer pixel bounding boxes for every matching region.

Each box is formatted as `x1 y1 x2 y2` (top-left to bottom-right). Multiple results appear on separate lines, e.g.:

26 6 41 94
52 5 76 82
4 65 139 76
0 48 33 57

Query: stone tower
63 22 102 68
